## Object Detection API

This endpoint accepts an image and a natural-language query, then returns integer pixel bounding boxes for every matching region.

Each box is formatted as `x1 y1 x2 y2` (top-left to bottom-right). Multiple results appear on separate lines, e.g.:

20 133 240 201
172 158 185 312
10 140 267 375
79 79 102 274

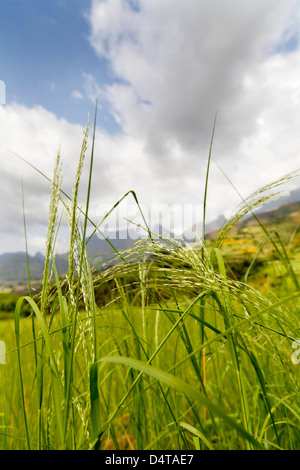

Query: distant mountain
184 187 300 242
254 188 300 214
0 228 143 289
0 191 299 290
0 252 46 286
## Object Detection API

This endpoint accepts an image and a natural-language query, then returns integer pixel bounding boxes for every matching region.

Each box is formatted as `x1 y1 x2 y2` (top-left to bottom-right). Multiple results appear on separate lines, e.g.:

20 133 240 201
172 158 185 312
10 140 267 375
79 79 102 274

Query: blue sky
0 0 120 131
1 0 300 255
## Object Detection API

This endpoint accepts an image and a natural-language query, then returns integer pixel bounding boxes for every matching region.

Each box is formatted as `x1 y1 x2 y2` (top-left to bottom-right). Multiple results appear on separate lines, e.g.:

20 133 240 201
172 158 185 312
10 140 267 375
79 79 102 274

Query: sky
1 0 300 255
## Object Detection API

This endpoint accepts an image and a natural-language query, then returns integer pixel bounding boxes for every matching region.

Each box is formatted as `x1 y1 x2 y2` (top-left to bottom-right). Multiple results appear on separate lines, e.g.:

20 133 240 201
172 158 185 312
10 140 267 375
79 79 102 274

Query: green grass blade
90 361 102 450
64 100 98 437
202 111 217 253
15 296 64 447
274 231 299 290
93 356 264 449
51 255 71 400
210 248 253 444
14 299 31 450
21 178 37 368
179 421 215 450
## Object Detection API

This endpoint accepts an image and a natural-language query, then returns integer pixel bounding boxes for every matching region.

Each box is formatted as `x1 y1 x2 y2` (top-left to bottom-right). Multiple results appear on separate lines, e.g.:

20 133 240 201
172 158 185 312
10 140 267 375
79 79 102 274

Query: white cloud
88 0 300 146
82 72 103 103
71 90 84 101
0 102 154 254
0 103 107 254
1 1 300 255
86 0 300 206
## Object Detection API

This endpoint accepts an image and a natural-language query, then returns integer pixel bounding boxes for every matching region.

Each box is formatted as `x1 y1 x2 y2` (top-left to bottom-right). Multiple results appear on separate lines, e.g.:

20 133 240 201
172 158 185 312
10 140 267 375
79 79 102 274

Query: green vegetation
0 112 299 450
0 293 32 319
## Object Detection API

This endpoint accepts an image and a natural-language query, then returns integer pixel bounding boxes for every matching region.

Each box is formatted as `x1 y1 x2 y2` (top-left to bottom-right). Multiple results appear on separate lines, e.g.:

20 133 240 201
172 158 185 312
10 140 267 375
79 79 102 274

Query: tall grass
0 110 299 450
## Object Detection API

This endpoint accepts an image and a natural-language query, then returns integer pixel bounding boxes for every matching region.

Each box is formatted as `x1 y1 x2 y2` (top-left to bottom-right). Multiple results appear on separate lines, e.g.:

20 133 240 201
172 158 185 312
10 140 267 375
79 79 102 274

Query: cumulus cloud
87 0 300 190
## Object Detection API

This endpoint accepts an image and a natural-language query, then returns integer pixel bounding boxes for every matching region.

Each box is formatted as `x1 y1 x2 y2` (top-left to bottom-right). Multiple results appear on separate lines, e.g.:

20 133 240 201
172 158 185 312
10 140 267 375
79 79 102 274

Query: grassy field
0 116 299 450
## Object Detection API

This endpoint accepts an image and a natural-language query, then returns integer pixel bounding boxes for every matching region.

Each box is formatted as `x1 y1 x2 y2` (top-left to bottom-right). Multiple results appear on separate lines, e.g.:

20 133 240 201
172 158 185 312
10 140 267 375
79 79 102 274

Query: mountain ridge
0 195 299 291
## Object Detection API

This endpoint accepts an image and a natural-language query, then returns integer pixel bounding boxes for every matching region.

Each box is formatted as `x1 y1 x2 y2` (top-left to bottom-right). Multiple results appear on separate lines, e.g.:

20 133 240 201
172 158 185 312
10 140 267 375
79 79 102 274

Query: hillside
204 200 300 281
